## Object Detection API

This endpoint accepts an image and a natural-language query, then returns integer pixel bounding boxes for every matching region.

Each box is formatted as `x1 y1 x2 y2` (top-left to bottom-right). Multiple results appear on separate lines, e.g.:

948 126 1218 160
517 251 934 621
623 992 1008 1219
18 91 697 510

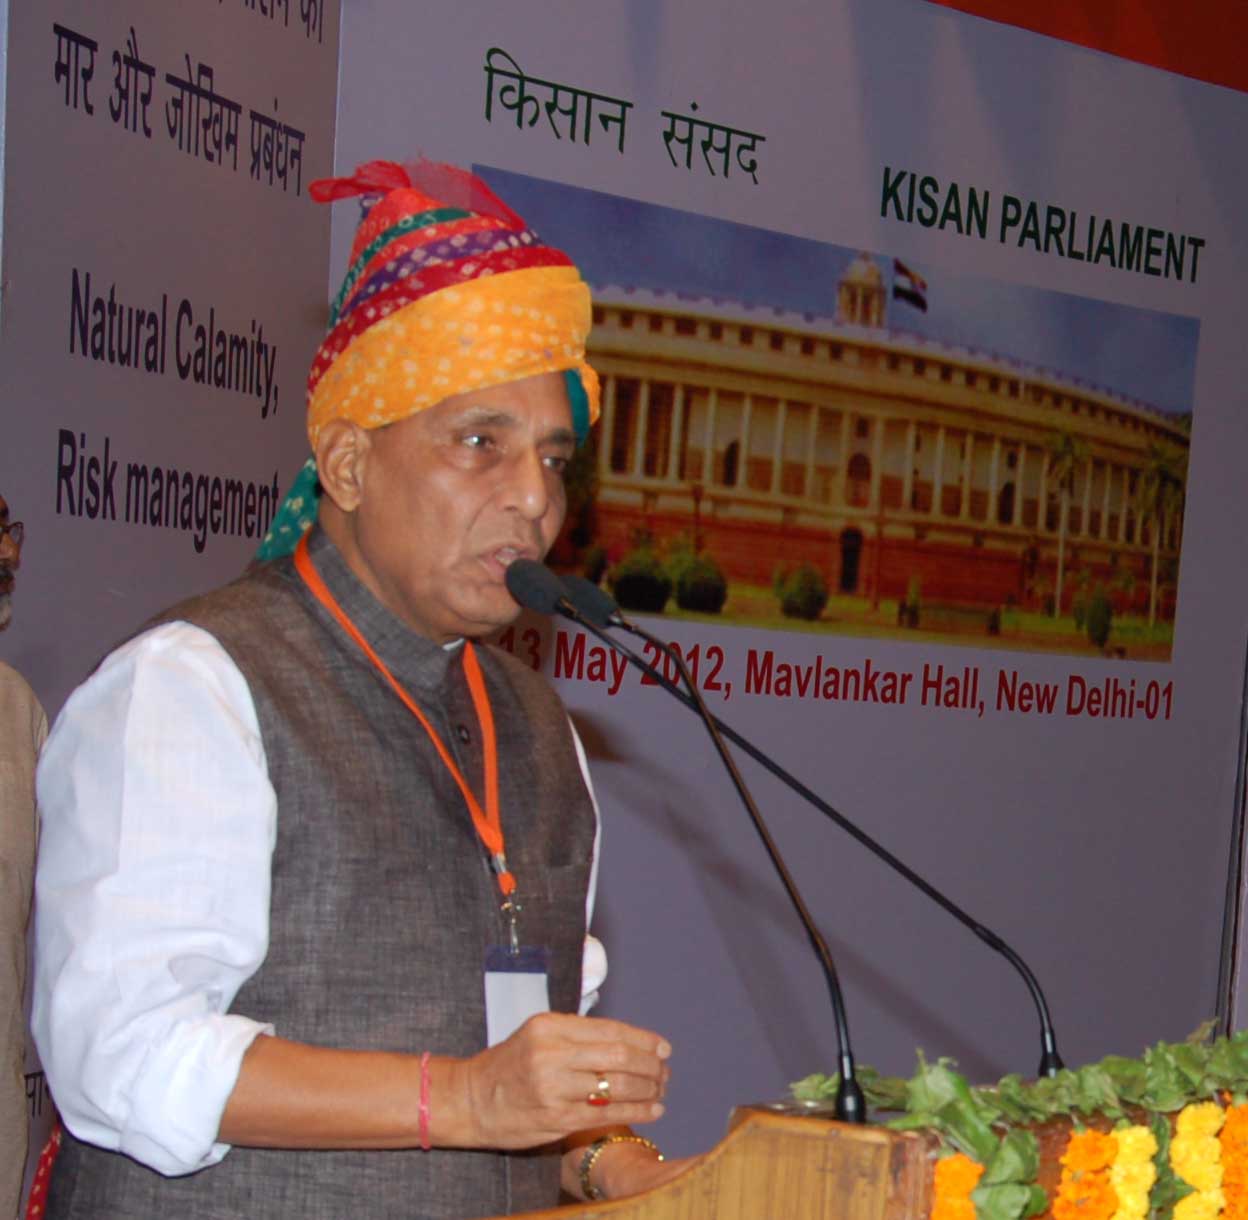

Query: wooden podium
481 1105 935 1220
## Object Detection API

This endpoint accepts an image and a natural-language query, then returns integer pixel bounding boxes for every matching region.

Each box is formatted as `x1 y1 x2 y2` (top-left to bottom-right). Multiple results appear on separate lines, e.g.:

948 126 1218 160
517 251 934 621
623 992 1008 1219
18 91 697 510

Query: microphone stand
555 579 1061 1080
562 600 867 1121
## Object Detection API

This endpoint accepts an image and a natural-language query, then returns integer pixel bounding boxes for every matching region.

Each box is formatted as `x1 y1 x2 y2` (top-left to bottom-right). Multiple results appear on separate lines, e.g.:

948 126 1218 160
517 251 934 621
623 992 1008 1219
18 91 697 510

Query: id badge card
484 945 551 1047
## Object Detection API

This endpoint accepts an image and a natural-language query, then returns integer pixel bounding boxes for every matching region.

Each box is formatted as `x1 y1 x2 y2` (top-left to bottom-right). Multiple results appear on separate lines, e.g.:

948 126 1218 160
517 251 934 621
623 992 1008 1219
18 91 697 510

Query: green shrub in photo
774 564 829 621
673 552 728 614
1085 588 1113 649
609 546 672 613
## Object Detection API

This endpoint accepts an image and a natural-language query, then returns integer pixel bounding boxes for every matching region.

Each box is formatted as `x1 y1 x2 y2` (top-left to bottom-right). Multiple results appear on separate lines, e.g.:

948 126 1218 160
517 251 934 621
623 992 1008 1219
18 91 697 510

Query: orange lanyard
294 534 521 930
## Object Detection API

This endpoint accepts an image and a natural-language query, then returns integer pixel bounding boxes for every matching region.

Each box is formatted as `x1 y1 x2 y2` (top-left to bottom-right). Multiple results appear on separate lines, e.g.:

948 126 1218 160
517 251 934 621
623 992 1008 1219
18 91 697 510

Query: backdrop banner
332 0 1248 1157
0 0 340 1205
4 0 1248 1181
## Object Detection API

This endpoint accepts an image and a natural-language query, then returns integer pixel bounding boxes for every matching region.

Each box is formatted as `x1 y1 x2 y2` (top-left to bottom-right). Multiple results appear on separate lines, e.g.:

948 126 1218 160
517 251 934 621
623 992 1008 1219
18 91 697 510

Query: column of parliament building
584 254 1188 620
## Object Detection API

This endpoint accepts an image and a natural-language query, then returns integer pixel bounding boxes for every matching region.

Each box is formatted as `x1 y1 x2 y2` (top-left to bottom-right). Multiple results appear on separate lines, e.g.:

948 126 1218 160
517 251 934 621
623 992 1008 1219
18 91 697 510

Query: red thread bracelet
419 1051 432 1151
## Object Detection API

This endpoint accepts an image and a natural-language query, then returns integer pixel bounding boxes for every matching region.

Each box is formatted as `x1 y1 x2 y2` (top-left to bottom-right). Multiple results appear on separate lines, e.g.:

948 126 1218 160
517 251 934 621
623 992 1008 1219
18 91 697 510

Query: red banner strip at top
924 0 1248 95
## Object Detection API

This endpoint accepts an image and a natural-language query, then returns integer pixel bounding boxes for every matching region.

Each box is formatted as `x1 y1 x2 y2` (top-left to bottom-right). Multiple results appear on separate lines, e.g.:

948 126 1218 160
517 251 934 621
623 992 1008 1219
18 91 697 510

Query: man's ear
316 419 371 513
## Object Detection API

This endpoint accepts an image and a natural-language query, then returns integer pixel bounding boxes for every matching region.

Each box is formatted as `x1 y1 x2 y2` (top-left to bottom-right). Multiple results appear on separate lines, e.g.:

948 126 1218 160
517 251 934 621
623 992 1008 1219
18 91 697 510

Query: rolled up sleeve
32 623 277 1176
569 719 608 1014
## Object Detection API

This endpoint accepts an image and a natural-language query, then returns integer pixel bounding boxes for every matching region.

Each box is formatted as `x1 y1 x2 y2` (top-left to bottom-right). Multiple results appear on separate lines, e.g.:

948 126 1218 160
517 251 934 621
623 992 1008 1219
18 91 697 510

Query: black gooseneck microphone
505 559 868 1122
512 562 1063 1081
503 559 581 619
560 575 624 628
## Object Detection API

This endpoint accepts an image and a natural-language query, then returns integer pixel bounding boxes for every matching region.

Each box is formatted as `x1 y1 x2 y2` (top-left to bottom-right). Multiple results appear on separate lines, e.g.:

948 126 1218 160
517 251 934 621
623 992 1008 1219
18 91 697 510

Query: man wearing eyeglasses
1 492 47 1218
0 499 24 631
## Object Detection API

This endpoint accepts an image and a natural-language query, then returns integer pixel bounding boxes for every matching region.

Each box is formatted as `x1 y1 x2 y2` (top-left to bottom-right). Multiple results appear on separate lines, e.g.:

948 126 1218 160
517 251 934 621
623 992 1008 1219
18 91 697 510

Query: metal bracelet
578 1133 664 1201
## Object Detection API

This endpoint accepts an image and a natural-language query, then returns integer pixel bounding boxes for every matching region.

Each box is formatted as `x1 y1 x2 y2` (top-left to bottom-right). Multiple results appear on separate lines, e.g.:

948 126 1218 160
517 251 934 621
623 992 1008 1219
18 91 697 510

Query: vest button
456 723 471 744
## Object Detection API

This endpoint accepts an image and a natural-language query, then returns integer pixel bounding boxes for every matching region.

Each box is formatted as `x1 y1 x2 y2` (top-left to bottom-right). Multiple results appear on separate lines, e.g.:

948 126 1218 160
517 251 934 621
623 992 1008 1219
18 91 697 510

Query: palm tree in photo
1135 442 1187 627
1045 429 1089 620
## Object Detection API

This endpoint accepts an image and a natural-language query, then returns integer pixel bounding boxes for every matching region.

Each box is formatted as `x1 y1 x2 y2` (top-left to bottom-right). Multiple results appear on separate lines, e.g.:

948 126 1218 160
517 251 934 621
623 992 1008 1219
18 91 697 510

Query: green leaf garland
790 1027 1248 1220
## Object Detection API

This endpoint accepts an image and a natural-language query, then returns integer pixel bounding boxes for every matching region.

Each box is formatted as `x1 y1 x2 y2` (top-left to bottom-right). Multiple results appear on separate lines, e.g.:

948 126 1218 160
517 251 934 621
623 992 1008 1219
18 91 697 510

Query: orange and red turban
304 159 599 448
258 159 598 561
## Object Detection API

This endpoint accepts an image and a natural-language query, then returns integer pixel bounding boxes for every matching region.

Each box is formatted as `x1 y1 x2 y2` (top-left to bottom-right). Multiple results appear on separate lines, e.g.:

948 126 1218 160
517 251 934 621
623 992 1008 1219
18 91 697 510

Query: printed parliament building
583 255 1187 617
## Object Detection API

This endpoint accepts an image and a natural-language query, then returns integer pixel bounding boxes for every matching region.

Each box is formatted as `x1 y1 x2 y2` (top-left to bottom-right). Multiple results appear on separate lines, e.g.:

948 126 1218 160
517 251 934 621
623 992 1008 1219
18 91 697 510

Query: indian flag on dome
893 258 928 312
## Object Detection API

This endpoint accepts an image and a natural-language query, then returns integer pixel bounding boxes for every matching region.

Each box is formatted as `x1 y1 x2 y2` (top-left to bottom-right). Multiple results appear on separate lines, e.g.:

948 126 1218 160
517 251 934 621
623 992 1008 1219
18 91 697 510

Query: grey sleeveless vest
48 528 597 1220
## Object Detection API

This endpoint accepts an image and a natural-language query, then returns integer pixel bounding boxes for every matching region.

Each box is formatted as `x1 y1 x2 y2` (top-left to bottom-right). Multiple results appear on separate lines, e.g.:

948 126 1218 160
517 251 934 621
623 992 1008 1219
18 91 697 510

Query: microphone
508 559 868 1122
504 556 573 617
561 575 623 628
555 573 1063 1081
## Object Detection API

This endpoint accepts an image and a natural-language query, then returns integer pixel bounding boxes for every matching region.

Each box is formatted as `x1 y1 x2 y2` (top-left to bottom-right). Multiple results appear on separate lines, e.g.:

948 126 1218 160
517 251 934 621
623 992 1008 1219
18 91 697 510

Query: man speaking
33 161 681 1218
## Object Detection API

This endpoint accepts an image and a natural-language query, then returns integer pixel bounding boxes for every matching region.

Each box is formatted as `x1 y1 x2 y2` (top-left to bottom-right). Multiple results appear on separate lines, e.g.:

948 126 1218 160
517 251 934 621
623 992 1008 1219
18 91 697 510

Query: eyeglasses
0 521 23 546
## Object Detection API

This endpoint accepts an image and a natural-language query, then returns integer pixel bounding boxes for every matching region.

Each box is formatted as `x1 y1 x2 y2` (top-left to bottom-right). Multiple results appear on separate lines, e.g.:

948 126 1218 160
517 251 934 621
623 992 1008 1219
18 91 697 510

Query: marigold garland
1175 1195 1227 1220
1053 1130 1120 1220
1068 1131 1120 1175
1219 1105 1248 1220
1172 1102 1226 1220
787 1030 1248 1220
932 1152 985 1220
928 1108 1248 1220
1109 1125 1158 1220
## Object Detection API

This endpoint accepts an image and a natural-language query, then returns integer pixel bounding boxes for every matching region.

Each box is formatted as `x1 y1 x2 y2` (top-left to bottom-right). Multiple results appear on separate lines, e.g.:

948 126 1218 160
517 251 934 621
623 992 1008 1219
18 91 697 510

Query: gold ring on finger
586 1073 611 1107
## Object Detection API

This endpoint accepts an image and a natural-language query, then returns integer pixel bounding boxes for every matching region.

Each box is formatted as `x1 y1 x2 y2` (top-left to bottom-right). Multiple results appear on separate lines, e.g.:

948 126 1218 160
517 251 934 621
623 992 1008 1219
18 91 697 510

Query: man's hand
587 1146 701 1202
218 1016 671 1154
445 1012 671 1149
